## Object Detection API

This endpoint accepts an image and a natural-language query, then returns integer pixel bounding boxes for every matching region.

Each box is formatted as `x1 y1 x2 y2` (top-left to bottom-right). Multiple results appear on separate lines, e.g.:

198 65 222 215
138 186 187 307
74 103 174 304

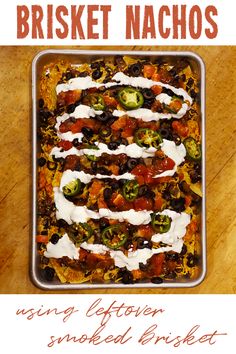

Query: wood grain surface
0 46 235 294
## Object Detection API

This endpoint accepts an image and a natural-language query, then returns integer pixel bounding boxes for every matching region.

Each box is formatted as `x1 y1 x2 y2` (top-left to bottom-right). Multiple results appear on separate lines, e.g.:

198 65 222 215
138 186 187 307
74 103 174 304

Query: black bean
108 142 118 150
99 218 109 229
119 164 128 174
127 158 138 170
187 253 199 268
190 170 201 184
57 219 68 228
180 244 187 256
70 116 77 123
91 161 97 173
118 179 127 187
38 157 46 167
121 138 128 146
72 138 80 147
38 98 44 108
50 233 60 245
65 71 73 80
170 198 186 212
190 89 197 99
92 70 102 80
172 133 182 146
81 126 94 138
151 277 163 284
138 184 149 197
118 269 134 284
67 104 76 114
139 262 148 271
79 71 89 77
165 252 179 261
162 87 175 97
136 238 152 249
110 181 119 191
103 188 112 201
97 167 111 175
187 77 194 87
43 267 55 281
166 271 177 279
128 63 142 77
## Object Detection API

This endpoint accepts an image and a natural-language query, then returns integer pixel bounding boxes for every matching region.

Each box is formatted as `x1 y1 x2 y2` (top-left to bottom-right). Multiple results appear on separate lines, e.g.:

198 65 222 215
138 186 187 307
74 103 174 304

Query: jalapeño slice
84 93 105 111
102 225 128 249
134 128 163 149
62 178 81 197
183 137 201 161
151 213 172 233
69 222 93 245
118 87 144 110
123 180 139 202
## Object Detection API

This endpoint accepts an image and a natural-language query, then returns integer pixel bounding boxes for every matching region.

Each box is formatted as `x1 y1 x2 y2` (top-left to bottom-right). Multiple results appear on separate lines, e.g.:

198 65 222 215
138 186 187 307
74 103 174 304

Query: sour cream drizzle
51 139 186 178
44 209 190 271
56 72 192 104
60 170 134 189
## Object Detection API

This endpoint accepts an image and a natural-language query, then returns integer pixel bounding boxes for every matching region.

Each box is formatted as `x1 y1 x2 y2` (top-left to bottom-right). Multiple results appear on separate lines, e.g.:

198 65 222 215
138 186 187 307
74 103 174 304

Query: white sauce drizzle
44 208 189 270
51 139 186 178
44 233 79 260
60 170 134 189
56 72 192 104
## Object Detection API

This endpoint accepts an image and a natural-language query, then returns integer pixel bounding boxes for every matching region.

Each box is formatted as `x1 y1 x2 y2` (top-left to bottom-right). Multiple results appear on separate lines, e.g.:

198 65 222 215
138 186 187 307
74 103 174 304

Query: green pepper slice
151 213 172 233
118 87 144 110
68 222 93 245
62 178 81 197
122 180 139 201
134 128 163 149
102 225 128 249
84 93 105 111
183 137 201 161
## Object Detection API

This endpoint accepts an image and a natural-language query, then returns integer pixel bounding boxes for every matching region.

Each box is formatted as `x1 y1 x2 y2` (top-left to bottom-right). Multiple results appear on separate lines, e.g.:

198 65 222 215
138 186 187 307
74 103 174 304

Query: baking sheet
31 50 206 290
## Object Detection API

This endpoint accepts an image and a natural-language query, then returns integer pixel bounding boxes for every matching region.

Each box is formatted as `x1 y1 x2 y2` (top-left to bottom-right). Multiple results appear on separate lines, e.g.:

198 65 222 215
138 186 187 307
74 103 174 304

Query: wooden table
0 46 235 294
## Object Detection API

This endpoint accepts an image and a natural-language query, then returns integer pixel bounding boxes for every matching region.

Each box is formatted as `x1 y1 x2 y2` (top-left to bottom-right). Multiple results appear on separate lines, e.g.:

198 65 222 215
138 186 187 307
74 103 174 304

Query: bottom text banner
1 294 234 353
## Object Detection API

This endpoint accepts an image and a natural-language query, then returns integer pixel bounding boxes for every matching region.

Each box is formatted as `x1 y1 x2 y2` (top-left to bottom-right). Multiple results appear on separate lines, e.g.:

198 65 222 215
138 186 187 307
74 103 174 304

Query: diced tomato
98 196 108 209
137 225 154 238
169 99 182 113
153 158 175 175
90 181 104 197
134 197 153 211
143 64 156 78
111 116 127 130
57 90 81 106
154 194 165 211
149 253 165 276
64 155 80 170
103 95 118 107
132 269 143 280
158 69 172 83
108 164 119 175
151 73 161 82
151 85 162 95
58 140 73 151
111 193 133 211
36 235 49 243
60 118 98 134
172 121 189 137
138 120 160 131
79 248 89 262
121 117 137 138
131 164 147 176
